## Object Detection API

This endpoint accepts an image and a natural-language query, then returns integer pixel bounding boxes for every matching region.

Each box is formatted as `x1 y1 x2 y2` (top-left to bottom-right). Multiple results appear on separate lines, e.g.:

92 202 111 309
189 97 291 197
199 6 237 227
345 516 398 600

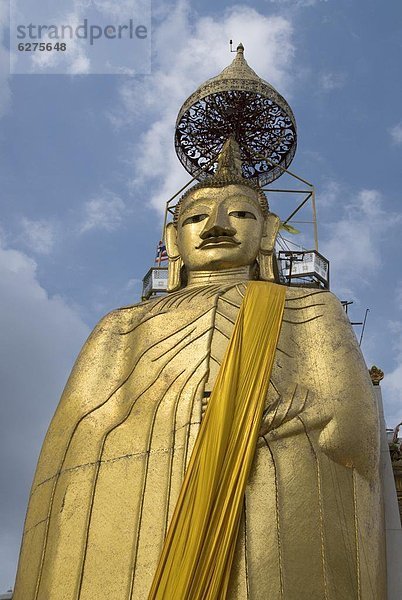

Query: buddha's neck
186 266 253 287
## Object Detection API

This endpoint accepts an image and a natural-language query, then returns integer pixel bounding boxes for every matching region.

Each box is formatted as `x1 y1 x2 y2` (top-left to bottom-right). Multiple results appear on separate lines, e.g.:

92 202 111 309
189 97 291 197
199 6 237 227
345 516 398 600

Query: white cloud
110 2 296 214
317 179 342 208
389 122 402 145
125 277 142 290
0 240 90 591
19 218 56 255
383 363 402 427
268 0 327 5
91 0 144 20
29 8 92 74
387 321 402 357
396 282 402 308
79 190 126 233
69 52 91 75
319 71 346 91
382 320 402 427
12 0 143 75
321 188 400 296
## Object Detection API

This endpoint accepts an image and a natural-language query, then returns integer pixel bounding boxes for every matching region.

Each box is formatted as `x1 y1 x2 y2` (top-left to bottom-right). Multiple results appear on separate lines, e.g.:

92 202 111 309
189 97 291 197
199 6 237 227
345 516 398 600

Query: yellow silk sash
148 282 286 600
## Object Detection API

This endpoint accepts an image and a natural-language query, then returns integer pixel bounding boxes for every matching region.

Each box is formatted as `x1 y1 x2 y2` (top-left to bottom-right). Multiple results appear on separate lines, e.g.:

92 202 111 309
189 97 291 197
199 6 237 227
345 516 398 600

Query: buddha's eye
182 214 208 226
229 211 256 220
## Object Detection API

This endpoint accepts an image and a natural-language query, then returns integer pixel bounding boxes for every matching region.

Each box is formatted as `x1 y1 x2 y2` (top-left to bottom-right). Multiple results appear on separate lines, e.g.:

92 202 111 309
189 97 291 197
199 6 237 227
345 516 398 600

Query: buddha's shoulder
284 285 342 308
90 297 161 336
281 286 347 327
281 286 349 333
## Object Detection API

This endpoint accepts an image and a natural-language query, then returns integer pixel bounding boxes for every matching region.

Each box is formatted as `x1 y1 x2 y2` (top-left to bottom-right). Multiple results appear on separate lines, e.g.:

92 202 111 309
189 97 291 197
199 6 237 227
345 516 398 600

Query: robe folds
14 282 386 600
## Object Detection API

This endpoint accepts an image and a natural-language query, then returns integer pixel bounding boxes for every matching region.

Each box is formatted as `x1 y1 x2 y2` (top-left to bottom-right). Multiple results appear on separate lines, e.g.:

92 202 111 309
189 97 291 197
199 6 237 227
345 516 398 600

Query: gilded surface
14 175 386 599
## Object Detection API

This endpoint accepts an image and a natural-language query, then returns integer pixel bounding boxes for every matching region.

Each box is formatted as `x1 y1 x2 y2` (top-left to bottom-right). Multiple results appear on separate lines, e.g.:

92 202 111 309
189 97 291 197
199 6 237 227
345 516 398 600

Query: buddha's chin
189 259 251 272
186 247 255 272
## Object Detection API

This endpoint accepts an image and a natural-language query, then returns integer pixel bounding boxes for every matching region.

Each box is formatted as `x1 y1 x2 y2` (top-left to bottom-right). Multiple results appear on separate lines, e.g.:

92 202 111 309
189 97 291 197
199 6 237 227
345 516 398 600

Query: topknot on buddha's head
173 137 269 225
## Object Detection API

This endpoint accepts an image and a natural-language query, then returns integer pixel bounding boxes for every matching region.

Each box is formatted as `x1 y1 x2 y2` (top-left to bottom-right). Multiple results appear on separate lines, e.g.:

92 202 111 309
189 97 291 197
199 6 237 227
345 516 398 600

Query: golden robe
14 282 386 599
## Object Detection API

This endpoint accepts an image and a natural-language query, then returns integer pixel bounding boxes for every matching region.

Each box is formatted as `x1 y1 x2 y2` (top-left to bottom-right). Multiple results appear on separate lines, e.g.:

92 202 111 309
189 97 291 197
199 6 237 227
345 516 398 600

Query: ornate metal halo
175 44 297 186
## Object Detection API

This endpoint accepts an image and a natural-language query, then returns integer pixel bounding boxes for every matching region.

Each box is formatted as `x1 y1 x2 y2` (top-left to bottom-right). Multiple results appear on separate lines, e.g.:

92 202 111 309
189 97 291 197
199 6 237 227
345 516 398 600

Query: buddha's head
165 138 281 290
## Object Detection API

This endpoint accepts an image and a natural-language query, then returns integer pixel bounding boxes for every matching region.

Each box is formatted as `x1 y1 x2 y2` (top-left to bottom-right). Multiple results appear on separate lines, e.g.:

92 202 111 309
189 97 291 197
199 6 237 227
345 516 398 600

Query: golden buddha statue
14 137 386 599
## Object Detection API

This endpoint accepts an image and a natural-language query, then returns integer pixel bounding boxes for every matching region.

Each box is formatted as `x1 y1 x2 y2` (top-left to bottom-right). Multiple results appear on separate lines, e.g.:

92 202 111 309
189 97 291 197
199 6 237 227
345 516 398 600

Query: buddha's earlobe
165 222 184 292
257 213 281 282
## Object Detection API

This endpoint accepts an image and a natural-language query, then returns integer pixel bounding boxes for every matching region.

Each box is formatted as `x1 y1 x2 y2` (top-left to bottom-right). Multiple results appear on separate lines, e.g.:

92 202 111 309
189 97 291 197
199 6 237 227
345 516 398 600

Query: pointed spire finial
175 40 297 186
214 137 243 180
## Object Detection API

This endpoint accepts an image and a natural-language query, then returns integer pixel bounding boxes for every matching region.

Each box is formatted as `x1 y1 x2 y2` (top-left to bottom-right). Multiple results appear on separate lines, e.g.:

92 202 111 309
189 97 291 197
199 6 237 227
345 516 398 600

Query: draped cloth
149 281 286 600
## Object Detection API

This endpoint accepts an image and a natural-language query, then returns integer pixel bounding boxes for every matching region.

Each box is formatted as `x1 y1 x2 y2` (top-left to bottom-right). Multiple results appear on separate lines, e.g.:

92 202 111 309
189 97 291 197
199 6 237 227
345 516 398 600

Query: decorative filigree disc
175 89 296 186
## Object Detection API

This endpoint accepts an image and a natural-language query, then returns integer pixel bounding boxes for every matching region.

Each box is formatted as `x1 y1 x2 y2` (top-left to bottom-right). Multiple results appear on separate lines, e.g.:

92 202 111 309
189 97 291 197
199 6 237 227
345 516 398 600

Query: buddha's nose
200 205 236 239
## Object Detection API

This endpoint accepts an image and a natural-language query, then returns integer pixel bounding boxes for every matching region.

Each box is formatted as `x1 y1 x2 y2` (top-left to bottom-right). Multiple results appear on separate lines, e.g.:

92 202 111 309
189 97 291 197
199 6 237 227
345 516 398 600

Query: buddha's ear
260 212 281 253
165 222 180 259
257 212 281 282
165 222 184 292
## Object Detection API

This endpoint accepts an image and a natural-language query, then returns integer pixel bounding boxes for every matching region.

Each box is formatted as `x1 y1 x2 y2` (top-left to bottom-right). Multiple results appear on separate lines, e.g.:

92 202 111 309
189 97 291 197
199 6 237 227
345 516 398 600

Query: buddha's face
176 184 265 272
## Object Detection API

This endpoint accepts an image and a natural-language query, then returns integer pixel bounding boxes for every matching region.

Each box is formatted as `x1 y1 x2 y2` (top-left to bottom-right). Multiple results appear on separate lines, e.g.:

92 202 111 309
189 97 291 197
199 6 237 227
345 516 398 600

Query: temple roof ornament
369 365 384 385
175 43 297 186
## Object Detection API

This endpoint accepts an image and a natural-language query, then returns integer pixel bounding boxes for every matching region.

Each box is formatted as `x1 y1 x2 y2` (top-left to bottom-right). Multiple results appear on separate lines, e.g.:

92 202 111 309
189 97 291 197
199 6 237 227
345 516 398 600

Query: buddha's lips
196 237 240 249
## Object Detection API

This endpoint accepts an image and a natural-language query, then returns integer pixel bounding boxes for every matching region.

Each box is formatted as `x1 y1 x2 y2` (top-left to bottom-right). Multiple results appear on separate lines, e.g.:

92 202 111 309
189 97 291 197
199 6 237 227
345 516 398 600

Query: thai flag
155 240 168 263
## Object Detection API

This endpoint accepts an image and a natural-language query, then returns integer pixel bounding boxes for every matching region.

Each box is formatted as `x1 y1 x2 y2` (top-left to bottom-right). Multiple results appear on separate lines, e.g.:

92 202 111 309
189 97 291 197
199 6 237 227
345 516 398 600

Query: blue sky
1 0 402 591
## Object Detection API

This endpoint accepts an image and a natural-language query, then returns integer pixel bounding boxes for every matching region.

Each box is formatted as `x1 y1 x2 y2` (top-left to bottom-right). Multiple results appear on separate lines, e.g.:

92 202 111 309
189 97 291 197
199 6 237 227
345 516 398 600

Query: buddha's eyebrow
226 196 262 213
224 194 259 204
179 199 211 216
